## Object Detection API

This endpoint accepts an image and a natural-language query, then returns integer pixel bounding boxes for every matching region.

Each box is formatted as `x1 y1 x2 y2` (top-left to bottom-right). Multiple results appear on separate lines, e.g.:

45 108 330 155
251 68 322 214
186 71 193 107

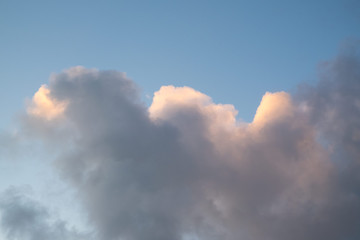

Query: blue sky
1 0 359 126
1 1 360 239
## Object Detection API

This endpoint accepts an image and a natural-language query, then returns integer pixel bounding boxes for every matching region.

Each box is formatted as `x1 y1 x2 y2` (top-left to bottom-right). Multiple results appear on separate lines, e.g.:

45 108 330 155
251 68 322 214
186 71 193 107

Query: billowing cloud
27 85 67 121
251 91 294 127
12 46 360 240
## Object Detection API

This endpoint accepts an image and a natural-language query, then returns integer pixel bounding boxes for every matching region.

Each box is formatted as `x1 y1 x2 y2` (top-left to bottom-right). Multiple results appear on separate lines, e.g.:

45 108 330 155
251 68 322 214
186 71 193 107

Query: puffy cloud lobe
27 85 67 121
251 91 294 127
23 48 360 240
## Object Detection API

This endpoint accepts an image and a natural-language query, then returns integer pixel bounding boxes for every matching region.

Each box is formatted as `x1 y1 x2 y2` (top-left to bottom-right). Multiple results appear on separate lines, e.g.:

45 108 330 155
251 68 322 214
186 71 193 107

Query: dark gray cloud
0 187 91 240
299 44 360 163
17 45 360 240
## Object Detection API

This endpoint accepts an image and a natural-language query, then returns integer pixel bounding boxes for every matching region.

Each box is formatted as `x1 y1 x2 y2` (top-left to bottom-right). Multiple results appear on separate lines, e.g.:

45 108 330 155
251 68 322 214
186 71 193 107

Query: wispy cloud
0 187 92 240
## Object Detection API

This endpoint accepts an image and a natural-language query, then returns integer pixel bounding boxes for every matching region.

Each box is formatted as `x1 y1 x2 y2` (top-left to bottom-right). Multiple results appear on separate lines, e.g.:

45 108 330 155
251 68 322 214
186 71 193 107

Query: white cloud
27 85 67 121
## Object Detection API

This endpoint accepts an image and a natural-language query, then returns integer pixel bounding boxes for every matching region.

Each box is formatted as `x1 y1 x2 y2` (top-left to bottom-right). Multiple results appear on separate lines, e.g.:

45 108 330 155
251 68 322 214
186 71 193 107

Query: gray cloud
299 44 360 163
18 45 360 240
0 187 91 240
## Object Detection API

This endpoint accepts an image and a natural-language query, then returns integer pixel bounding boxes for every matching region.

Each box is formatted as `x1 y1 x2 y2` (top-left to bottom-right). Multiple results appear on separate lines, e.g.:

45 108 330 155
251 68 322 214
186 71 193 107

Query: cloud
19 46 360 240
0 187 91 240
299 45 360 163
27 85 67 121
251 91 293 127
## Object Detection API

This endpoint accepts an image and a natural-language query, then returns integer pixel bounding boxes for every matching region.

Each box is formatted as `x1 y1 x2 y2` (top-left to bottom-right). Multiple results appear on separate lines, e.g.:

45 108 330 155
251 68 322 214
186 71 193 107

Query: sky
0 1 360 240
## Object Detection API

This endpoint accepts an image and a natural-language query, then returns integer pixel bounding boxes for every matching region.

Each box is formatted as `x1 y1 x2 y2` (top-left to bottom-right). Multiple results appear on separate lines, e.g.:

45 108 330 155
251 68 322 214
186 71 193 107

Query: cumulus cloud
27 85 67 121
0 187 91 240
16 45 360 240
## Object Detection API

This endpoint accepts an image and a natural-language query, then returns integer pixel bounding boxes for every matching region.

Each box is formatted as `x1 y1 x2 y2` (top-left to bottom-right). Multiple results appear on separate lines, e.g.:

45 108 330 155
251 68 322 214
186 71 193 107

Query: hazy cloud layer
0 187 91 240
4 47 360 240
